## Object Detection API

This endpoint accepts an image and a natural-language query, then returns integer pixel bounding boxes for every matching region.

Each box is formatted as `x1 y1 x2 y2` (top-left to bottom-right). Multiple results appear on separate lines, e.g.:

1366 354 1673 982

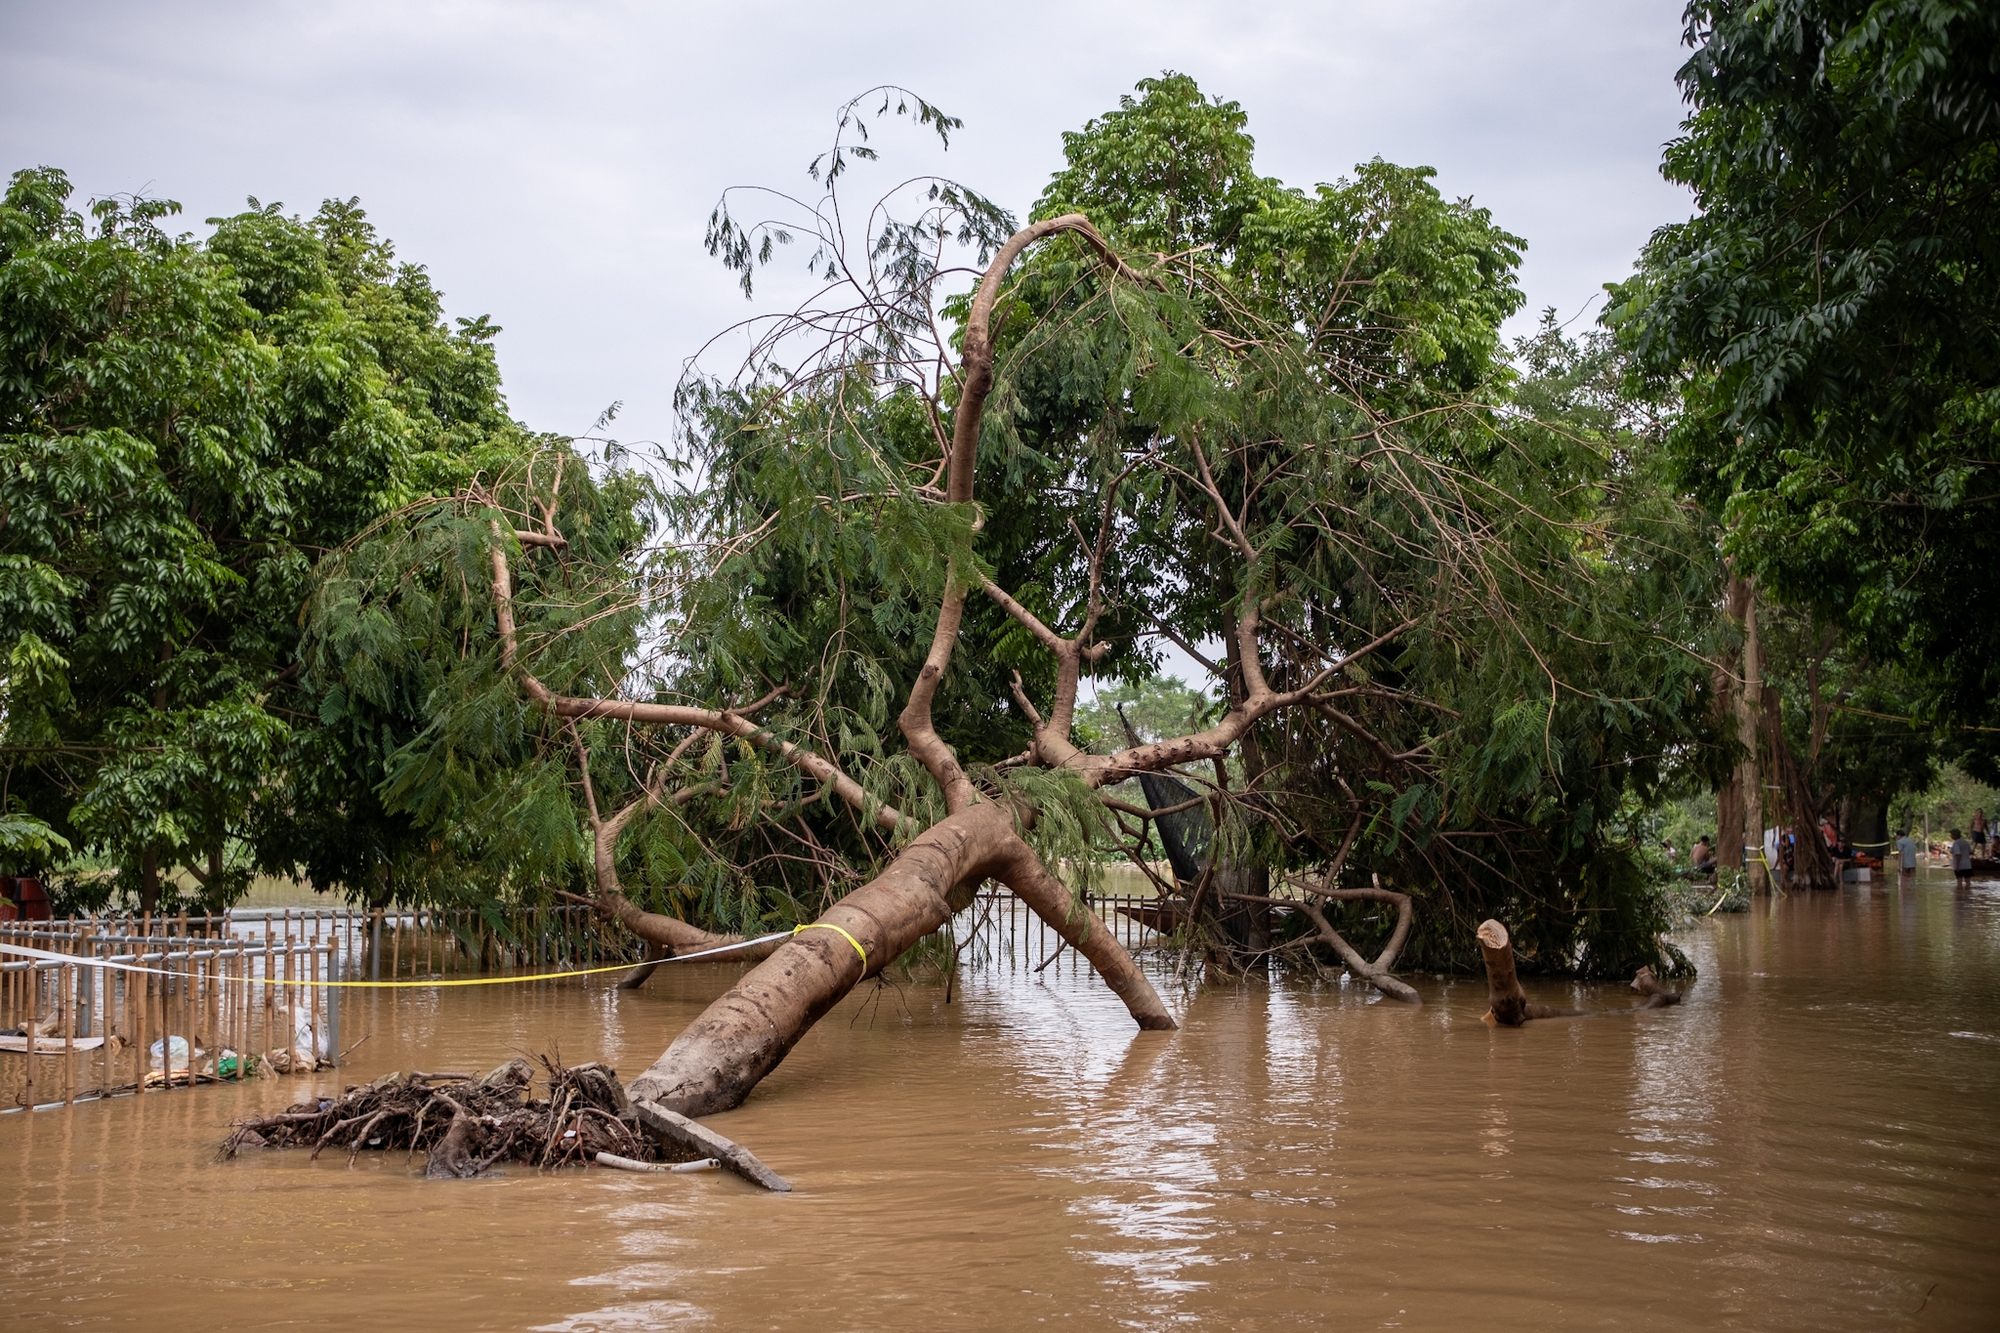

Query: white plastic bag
149 1036 191 1071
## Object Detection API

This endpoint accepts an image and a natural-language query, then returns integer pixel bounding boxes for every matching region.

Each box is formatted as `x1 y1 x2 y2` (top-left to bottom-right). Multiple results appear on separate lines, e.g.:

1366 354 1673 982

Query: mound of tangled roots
221 1055 681 1178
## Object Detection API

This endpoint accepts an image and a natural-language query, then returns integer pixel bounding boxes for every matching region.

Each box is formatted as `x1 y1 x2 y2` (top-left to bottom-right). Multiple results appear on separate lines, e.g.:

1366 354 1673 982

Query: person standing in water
1895 828 1920 881
1974 808 1988 856
1950 829 1974 885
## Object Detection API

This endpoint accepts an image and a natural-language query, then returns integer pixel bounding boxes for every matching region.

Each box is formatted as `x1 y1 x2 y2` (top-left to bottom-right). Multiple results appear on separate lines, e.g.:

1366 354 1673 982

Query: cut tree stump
1477 919 1684 1025
1478 918 1541 1025
1629 966 1683 1010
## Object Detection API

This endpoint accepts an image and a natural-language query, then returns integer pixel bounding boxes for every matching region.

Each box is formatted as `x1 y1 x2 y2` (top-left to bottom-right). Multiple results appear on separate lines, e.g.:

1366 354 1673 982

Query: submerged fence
0 905 632 1111
952 889 1175 971
2 891 1170 1111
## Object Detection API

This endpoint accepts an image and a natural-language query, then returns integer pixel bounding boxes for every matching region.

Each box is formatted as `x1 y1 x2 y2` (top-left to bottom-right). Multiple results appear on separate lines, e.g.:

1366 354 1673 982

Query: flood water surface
6 878 2000 1330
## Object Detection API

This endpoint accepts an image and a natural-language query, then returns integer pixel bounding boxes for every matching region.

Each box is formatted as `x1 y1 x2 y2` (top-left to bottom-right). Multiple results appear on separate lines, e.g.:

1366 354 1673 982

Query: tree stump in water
1478 919 1684 1024
1478 919 1539 1025
1628 966 1683 1010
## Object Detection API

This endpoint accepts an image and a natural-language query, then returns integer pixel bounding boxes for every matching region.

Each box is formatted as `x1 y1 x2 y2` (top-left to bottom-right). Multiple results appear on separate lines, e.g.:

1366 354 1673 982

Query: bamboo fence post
249 942 258 1073
261 932 273 1069
205 950 217 1075
63 961 75 1104
285 932 296 1071
106 954 117 1094
237 947 249 1078
133 948 144 1094
160 949 173 1092
313 944 324 1068
166 944 180 1088
180 947 192 1087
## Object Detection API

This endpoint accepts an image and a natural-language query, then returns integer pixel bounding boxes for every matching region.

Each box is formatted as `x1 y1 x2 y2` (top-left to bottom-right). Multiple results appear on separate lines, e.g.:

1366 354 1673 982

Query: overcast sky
2 0 1695 458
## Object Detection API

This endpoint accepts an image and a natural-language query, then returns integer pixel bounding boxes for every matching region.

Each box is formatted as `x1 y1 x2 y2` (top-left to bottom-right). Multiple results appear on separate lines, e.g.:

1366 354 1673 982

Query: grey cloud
0 0 1693 453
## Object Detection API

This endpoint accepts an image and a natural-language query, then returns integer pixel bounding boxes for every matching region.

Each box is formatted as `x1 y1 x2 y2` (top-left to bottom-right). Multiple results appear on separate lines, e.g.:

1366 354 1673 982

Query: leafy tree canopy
0 167 536 908
313 81 1726 979
1610 0 2000 778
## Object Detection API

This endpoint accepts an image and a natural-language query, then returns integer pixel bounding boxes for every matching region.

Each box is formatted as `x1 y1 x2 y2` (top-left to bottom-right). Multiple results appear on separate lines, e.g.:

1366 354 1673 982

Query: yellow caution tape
793 921 868 966
0 931 790 989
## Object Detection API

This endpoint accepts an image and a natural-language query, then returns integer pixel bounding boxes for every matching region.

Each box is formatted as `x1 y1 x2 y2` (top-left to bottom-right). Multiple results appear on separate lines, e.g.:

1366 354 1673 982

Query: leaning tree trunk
495 214 1181 1118
1761 685 1840 892
626 802 1174 1116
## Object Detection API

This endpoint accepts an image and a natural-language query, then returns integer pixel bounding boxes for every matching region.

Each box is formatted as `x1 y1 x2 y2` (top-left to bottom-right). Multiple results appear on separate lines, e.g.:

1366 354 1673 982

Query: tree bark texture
1728 574 1767 890
1298 884 1418 1003
1714 642 1745 872
1478 919 1533 1025
1763 684 1840 891
625 802 1174 1117
1477 919 1569 1024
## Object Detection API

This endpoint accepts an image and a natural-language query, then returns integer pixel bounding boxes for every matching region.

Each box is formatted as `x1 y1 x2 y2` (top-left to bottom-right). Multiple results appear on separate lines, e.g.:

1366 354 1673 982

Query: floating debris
221 1055 677 1178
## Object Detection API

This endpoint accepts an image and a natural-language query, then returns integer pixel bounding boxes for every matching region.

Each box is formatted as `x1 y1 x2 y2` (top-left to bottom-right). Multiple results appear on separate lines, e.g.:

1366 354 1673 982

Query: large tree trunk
1713 588 1744 871
1728 574 1767 889
1763 685 1840 891
1212 636 1273 968
626 802 1174 1116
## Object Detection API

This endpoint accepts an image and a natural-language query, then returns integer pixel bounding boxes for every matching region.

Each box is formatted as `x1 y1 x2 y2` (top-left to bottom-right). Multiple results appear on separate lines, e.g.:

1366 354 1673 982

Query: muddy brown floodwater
5 875 2000 1331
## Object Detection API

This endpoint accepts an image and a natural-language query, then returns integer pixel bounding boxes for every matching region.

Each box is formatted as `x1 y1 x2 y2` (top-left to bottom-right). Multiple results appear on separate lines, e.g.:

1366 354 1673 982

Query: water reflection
3 878 1998 1330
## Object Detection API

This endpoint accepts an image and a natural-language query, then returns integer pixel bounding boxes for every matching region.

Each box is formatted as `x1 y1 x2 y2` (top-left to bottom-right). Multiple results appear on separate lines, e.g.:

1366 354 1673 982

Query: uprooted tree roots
220 1055 683 1178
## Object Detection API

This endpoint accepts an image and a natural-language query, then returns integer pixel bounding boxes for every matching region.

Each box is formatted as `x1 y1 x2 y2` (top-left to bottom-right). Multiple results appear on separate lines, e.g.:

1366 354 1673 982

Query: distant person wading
1895 829 1920 879
1950 830 1975 885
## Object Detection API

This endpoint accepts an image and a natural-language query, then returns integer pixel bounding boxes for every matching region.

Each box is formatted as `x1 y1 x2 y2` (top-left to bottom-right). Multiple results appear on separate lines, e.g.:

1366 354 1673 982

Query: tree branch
898 214 1143 807
486 535 908 835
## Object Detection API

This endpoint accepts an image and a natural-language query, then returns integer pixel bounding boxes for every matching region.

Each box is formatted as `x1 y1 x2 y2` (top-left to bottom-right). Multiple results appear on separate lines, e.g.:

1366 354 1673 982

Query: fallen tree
307 87 1717 1118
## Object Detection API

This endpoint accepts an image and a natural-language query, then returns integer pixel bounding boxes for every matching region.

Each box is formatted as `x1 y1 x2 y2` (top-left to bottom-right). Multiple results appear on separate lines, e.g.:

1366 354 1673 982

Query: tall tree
0 169 528 909
316 86 1722 1117
1612 0 2000 780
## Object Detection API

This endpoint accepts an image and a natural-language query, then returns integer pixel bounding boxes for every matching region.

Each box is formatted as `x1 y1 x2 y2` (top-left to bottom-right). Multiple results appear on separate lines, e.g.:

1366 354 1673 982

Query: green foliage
0 167 525 903
303 80 1722 980
1611 0 2000 778
304 443 659 908
1894 762 1999 845
0 810 70 862
1073 677 1217 753
1037 74 1271 258
1005 85 1721 976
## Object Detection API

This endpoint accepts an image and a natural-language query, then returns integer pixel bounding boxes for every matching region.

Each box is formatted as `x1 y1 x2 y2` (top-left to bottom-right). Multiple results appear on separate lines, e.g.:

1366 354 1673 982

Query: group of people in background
1676 806 1991 886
